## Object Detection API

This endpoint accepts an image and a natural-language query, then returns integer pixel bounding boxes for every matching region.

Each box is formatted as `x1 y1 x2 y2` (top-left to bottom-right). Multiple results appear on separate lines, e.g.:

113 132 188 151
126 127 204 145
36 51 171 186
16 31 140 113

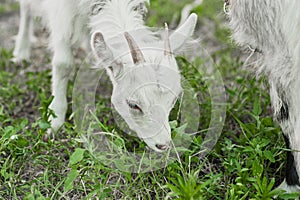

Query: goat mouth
155 144 169 151
144 142 170 153
152 146 168 153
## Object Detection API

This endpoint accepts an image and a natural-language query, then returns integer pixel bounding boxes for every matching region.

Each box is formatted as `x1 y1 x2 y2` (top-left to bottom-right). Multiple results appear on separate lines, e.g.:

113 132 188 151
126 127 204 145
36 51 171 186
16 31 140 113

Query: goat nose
155 143 169 151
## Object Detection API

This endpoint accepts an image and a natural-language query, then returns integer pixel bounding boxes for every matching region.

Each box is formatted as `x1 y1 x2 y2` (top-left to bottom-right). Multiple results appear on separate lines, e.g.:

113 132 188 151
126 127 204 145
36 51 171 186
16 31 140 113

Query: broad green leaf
264 150 275 163
68 148 85 166
252 97 262 116
24 194 35 200
64 169 79 193
38 121 51 130
252 160 263 177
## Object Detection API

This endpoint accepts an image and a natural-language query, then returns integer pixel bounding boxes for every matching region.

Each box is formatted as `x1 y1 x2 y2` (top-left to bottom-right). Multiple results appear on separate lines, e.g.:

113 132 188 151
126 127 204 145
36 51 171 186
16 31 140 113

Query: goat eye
127 100 143 113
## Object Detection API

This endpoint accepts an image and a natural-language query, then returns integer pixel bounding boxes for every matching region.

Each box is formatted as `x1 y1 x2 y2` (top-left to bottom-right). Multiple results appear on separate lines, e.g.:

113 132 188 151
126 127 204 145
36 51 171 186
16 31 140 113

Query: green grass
0 2 19 14
1 0 300 199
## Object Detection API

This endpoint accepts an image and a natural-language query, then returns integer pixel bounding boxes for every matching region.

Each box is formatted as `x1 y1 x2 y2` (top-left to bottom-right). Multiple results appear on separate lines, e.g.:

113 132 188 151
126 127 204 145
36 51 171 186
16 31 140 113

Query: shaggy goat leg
283 134 300 186
277 99 299 185
278 99 300 191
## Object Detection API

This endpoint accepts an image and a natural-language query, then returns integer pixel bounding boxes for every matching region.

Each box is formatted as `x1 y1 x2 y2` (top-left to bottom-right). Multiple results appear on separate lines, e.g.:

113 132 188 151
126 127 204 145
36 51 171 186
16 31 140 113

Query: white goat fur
180 0 300 193
228 0 300 192
14 0 197 152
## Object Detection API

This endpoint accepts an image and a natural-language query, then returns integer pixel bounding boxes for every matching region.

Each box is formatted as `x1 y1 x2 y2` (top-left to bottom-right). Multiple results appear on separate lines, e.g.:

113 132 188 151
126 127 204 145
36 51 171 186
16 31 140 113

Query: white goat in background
13 0 197 152
228 0 300 193
180 0 300 194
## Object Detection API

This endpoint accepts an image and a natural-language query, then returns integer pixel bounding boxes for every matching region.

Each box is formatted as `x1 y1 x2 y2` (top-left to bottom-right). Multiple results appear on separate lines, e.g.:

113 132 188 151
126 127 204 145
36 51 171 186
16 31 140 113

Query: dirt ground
0 11 19 50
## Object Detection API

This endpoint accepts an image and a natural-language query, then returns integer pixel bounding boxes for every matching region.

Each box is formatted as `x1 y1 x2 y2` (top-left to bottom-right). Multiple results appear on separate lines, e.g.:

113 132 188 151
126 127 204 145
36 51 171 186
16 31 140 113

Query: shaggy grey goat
228 0 300 193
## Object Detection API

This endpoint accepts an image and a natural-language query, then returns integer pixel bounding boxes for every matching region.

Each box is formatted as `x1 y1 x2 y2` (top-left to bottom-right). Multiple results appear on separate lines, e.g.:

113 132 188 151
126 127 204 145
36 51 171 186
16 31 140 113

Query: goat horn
124 32 145 64
164 23 172 56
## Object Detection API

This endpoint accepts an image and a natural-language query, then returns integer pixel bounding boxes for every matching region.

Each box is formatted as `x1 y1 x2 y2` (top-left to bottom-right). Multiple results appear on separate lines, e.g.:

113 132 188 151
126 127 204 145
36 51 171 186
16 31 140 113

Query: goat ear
91 32 122 79
169 13 197 52
91 32 114 63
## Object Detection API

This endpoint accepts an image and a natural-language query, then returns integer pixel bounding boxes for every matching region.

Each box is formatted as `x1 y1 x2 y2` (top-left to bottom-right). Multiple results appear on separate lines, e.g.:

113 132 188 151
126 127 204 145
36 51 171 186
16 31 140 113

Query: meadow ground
1 0 300 199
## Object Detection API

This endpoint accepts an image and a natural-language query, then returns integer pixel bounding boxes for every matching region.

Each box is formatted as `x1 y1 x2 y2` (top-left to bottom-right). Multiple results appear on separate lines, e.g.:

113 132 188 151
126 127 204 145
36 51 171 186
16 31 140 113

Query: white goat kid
228 0 300 193
14 0 197 152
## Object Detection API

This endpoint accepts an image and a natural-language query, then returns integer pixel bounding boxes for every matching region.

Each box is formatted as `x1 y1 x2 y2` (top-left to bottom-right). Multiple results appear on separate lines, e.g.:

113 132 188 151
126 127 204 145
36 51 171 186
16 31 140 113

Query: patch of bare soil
0 11 19 50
